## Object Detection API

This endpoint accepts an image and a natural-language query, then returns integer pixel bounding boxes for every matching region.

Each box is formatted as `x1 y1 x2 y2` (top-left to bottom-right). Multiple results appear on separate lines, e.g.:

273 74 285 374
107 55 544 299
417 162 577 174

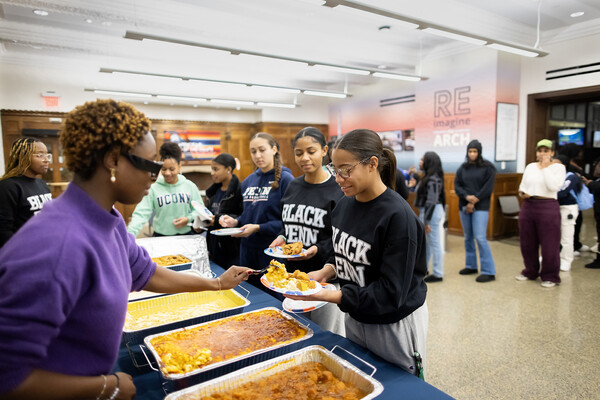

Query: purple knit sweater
0 183 156 395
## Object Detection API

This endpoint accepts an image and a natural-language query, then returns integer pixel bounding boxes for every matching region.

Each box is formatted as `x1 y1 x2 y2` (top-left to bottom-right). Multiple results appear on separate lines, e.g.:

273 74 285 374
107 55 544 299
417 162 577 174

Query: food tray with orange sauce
141 307 313 387
123 288 250 346
164 345 384 400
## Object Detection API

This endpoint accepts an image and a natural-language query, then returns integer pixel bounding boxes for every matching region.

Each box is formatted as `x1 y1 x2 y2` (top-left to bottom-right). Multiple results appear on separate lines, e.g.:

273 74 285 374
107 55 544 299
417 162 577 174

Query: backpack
567 172 594 210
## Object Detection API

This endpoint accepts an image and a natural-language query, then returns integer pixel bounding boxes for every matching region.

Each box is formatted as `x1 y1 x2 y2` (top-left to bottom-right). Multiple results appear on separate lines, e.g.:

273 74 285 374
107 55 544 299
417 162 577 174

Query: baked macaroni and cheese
152 255 191 267
264 260 316 292
149 309 308 376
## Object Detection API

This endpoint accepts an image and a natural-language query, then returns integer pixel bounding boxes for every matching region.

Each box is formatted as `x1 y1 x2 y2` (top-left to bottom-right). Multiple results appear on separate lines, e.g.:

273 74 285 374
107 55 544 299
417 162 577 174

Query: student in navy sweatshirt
269 127 345 335
220 132 294 272
287 129 428 376
0 99 251 400
0 138 52 247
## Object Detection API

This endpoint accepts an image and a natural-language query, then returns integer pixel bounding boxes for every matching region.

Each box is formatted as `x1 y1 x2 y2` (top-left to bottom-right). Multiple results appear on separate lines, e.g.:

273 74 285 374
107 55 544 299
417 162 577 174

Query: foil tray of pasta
123 288 250 345
143 307 313 381
164 345 384 400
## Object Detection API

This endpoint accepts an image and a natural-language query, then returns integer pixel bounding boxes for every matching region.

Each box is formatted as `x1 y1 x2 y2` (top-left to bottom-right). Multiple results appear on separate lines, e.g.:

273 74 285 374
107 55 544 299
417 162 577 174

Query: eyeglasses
33 153 52 162
326 157 372 179
123 153 163 178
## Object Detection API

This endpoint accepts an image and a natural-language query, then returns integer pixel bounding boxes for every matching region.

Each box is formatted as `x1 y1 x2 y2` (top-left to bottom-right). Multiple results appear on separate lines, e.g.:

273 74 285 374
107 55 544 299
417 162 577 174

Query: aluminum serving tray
164 345 384 400
123 287 250 346
142 307 313 386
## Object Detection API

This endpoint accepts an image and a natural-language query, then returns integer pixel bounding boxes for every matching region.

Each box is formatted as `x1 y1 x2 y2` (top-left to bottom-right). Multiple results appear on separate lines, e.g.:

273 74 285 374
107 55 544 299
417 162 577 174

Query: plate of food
264 242 307 259
210 228 244 236
259 260 322 296
282 283 336 313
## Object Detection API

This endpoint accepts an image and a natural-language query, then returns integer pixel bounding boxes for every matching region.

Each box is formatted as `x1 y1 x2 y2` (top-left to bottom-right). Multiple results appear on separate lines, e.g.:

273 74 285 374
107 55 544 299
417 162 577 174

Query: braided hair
251 132 282 189
1 137 39 181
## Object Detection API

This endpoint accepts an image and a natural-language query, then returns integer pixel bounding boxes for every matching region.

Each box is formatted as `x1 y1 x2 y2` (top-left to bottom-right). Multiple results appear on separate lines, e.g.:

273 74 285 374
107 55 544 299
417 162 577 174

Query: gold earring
110 168 116 183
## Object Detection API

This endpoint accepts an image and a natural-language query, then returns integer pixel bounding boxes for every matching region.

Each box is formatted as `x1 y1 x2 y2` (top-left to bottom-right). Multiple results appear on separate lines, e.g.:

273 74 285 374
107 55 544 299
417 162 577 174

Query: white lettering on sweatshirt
27 193 52 213
243 186 272 202
331 226 371 286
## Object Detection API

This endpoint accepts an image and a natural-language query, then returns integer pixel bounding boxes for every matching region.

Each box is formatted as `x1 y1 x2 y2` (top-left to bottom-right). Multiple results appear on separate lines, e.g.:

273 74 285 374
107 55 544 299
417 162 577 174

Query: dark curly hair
60 99 151 180
159 141 182 163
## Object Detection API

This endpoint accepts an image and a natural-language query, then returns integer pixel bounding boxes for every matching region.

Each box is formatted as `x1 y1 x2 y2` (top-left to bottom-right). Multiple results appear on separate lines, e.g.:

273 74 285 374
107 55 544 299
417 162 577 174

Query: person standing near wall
127 142 202 237
414 152 445 283
0 138 52 248
454 140 496 282
516 139 565 287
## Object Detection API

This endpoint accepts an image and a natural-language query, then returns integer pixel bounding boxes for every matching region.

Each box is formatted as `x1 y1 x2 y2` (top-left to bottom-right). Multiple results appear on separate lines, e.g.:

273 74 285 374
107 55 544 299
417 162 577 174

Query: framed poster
495 103 518 161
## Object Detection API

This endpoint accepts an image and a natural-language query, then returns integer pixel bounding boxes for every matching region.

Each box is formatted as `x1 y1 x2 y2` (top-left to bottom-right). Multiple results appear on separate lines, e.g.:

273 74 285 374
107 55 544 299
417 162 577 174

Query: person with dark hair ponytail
205 153 243 268
128 141 202 236
0 138 52 247
414 151 446 283
454 140 496 282
287 129 428 376
555 154 582 272
269 127 345 334
220 132 294 278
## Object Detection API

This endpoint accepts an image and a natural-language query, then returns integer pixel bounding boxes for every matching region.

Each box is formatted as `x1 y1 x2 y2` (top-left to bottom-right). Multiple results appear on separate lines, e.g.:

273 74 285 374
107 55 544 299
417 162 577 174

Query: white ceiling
1 0 599 109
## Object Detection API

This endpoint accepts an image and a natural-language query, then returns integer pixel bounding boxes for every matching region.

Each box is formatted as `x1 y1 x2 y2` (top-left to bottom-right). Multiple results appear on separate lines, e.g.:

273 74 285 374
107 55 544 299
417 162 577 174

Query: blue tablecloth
117 263 454 399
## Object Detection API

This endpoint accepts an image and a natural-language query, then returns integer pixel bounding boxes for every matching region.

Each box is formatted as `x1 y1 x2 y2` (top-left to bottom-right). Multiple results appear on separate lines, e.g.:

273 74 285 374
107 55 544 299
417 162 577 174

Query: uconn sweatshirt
238 167 293 250
280 174 343 273
330 188 427 324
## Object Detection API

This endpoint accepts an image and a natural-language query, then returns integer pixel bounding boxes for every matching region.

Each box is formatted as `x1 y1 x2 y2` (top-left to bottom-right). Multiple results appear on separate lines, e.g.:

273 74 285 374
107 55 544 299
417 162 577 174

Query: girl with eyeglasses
220 132 294 281
268 127 345 335
0 137 52 247
0 99 251 400
286 129 428 376
127 141 202 237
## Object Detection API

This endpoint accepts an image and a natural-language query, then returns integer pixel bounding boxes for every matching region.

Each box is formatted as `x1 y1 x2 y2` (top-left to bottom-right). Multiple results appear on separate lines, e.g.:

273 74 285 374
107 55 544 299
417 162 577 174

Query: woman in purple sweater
0 99 251 400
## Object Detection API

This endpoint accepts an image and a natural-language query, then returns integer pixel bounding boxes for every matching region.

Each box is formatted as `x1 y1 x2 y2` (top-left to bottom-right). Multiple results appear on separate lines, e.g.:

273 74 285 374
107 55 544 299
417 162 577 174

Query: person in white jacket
516 139 566 288
127 142 201 236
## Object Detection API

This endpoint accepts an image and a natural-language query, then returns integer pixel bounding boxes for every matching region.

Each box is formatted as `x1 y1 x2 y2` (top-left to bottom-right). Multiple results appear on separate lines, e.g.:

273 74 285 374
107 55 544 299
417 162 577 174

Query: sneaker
515 274 529 281
476 274 495 283
560 266 571 272
459 268 478 275
541 281 557 288
579 245 590 252
424 275 443 283
585 260 600 269
573 251 581 257
591 244 598 253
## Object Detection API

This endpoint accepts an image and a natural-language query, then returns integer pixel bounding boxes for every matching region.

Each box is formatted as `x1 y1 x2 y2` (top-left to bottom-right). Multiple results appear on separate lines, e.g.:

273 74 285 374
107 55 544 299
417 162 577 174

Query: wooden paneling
445 172 522 239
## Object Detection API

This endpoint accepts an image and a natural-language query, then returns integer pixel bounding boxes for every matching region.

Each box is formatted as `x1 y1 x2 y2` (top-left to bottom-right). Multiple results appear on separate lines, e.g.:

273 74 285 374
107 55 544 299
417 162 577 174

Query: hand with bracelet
97 372 135 400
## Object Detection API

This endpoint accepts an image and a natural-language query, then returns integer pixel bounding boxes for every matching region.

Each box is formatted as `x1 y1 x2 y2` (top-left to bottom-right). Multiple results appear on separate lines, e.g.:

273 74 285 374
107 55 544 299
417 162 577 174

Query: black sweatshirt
329 188 427 324
414 175 444 225
280 175 343 273
454 162 496 210
0 175 51 247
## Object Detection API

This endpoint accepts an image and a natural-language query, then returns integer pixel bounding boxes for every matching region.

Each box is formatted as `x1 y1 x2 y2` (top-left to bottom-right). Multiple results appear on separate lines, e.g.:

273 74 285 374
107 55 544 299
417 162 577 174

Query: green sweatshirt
127 174 201 236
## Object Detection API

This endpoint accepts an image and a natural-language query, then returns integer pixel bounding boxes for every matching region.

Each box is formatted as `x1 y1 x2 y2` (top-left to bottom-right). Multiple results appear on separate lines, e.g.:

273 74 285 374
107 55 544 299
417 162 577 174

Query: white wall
517 32 600 171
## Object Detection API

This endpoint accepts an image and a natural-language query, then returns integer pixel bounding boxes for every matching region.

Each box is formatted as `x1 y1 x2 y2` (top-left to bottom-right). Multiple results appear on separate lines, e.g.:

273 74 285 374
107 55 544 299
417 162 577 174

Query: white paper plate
264 246 307 259
210 228 244 236
282 283 336 313
191 200 213 220
259 275 322 296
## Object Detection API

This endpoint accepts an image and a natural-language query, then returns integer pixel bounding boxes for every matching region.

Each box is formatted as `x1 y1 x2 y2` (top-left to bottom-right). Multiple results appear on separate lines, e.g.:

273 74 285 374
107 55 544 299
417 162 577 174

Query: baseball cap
536 139 553 150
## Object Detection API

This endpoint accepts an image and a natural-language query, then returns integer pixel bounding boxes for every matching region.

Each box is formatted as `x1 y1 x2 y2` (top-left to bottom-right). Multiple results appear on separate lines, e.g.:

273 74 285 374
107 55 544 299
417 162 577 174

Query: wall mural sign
164 130 221 161
432 86 472 148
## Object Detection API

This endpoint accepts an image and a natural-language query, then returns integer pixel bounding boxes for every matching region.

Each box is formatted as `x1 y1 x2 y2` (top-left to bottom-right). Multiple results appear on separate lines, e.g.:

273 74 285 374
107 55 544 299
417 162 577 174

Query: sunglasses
123 153 163 178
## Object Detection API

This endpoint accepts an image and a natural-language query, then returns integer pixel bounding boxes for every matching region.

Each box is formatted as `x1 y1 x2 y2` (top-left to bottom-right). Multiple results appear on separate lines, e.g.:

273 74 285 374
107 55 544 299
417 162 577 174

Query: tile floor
426 210 600 399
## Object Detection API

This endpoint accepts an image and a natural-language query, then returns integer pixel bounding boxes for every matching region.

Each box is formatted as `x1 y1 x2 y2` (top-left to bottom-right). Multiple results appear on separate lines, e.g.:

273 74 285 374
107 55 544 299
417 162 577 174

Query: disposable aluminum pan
164 345 384 400
142 307 313 384
123 286 250 346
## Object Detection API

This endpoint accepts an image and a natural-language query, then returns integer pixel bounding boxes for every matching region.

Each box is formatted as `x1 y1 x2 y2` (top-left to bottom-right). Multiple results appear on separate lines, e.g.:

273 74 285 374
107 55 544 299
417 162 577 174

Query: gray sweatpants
344 302 428 376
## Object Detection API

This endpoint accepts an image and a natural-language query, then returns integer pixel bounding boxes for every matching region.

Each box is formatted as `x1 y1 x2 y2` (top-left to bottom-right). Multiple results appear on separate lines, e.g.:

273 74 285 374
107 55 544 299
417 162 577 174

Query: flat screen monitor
593 131 600 148
558 128 584 146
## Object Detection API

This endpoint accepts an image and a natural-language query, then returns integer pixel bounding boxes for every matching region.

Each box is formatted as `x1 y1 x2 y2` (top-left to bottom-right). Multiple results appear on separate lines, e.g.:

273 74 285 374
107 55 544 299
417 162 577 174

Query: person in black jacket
205 153 243 268
287 129 428 376
0 137 52 248
454 140 496 282
582 159 600 269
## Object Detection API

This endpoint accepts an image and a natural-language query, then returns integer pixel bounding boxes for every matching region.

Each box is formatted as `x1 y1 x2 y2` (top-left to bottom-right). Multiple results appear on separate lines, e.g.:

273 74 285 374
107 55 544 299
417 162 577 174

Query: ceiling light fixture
256 102 297 108
100 67 342 96
84 18 93 24
303 90 347 98
321 0 548 57
422 28 487 46
124 31 425 81
570 11 585 18
91 89 152 98
372 72 421 81
33 9 49 16
156 95 207 102
209 99 255 106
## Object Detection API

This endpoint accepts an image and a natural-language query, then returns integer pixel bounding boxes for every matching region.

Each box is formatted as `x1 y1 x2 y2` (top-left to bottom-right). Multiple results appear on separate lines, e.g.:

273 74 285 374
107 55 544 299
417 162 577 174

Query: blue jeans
459 209 496 276
419 204 444 277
